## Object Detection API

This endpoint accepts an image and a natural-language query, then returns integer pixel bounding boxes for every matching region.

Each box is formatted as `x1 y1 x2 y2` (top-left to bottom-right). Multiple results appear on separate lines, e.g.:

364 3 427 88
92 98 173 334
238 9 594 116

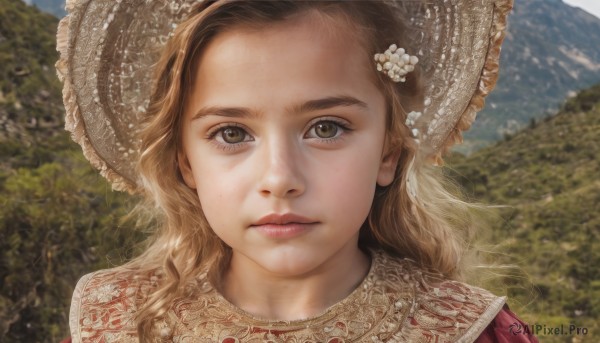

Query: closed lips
251 213 318 226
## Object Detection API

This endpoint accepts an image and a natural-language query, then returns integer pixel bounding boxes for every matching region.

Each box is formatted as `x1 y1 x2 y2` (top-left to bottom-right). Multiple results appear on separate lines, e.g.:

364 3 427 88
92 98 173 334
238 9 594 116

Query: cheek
191 163 243 228
315 144 382 218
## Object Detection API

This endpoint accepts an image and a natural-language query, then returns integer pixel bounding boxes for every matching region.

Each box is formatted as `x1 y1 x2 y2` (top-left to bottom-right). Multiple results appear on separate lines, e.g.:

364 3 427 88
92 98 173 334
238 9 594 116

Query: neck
221 245 371 321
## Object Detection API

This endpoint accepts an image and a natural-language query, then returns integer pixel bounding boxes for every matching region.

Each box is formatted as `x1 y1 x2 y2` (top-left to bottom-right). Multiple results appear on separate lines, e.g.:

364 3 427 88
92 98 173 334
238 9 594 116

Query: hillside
0 1 140 342
0 0 65 158
447 84 600 342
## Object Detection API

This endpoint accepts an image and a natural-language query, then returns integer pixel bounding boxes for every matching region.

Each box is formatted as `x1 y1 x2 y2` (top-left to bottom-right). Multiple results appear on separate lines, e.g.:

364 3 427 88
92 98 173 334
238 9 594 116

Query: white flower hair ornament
374 45 422 143
374 44 419 83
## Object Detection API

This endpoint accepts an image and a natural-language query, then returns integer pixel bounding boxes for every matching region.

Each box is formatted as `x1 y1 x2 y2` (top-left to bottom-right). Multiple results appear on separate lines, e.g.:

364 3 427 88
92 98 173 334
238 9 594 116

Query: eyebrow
191 95 369 121
293 96 369 114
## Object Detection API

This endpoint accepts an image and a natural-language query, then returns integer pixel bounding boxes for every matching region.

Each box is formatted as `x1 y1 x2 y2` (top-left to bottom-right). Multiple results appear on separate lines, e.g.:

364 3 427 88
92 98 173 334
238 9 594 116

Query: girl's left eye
305 120 349 140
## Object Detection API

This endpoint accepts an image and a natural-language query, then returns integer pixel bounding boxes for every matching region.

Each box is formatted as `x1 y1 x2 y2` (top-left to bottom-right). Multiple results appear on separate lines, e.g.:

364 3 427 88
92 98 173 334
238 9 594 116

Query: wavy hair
125 1 487 339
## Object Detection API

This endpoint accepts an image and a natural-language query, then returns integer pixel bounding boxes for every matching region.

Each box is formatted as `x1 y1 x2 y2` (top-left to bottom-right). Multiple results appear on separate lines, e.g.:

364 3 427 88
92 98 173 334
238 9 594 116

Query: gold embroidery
70 251 505 342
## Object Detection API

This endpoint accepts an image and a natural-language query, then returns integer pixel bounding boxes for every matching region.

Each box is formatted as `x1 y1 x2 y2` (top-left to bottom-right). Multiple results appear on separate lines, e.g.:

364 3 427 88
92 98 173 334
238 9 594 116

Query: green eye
314 122 339 138
221 127 246 144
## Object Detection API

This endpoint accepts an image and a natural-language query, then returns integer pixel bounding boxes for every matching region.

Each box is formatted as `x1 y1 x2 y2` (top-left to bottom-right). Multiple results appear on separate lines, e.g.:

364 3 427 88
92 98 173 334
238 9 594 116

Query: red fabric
60 338 72 343
475 305 539 343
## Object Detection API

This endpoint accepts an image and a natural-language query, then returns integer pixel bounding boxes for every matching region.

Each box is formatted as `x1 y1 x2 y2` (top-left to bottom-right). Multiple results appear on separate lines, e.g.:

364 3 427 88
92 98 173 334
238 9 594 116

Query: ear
177 149 197 189
377 146 401 187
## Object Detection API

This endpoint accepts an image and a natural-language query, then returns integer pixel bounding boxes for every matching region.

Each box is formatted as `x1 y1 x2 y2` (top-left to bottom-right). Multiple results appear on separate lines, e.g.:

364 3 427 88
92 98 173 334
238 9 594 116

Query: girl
57 0 538 342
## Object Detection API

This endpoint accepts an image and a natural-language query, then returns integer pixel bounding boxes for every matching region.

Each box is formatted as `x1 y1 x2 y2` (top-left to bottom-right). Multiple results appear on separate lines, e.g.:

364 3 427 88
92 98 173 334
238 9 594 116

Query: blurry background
0 0 598 341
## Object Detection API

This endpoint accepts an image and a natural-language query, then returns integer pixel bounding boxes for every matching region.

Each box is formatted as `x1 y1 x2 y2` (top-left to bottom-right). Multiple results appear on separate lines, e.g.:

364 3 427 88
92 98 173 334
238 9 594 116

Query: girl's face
180 13 398 277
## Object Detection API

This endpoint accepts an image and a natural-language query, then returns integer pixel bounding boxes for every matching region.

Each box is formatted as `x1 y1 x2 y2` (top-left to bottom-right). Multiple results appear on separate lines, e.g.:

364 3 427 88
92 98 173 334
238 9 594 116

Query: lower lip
250 223 316 239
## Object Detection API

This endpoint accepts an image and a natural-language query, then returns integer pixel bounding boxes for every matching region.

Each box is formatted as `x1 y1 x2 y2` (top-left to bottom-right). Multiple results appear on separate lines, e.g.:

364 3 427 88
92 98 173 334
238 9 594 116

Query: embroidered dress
68 250 538 342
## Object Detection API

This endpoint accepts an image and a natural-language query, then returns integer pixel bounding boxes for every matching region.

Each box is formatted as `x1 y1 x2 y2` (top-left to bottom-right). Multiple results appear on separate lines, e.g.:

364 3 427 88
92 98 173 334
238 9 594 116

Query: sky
563 0 600 18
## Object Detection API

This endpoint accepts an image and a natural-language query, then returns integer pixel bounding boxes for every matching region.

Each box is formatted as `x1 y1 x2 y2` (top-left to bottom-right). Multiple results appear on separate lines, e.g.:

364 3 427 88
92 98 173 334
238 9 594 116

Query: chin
251 247 326 277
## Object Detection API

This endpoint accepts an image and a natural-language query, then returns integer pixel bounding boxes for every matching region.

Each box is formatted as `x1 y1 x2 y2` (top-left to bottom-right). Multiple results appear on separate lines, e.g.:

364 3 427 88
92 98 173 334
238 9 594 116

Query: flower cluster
405 111 422 138
374 44 419 83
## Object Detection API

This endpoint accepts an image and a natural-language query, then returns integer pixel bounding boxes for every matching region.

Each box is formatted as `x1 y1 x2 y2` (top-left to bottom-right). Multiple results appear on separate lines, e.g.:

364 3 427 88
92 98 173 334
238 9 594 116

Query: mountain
463 0 600 151
446 84 600 341
22 0 65 18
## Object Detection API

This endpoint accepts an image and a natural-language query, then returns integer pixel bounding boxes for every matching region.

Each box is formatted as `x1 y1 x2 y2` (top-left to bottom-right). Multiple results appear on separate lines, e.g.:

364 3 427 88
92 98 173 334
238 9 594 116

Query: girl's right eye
206 124 253 147
220 127 247 144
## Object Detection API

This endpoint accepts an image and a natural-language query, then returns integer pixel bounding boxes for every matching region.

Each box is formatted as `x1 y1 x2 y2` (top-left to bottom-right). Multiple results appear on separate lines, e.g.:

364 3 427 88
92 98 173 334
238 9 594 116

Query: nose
257 135 306 198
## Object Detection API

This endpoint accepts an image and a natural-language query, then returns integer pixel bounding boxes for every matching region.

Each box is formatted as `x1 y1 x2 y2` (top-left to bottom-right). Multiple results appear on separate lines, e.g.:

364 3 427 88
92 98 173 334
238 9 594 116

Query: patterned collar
70 250 505 342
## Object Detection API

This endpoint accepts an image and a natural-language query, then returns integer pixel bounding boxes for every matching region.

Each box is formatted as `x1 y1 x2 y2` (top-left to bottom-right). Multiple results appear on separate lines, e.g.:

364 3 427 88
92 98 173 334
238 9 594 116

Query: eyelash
205 118 352 152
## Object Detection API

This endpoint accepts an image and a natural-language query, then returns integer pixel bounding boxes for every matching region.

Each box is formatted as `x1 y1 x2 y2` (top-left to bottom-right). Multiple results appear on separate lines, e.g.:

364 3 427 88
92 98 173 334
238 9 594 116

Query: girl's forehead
206 10 367 63
187 12 382 113
225 8 366 47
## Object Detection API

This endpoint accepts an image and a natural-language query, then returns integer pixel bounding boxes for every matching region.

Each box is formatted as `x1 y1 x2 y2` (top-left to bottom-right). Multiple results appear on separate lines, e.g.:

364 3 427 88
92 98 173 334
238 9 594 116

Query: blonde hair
126 1 486 339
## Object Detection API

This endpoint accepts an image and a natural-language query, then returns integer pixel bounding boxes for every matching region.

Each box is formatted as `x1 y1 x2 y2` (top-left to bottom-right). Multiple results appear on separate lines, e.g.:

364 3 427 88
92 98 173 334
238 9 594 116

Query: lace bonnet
56 0 513 192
